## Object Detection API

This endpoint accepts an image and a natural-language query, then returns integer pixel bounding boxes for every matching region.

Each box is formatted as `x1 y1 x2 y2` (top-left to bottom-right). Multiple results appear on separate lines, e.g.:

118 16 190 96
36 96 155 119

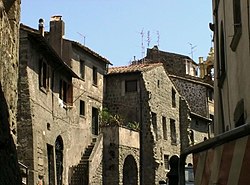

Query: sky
21 0 213 66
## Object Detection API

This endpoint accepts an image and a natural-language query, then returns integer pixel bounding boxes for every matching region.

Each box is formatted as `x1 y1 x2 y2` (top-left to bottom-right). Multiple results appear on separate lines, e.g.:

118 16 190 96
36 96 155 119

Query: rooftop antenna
77 32 86 46
188 42 197 60
147 31 151 47
157 31 160 47
141 29 145 58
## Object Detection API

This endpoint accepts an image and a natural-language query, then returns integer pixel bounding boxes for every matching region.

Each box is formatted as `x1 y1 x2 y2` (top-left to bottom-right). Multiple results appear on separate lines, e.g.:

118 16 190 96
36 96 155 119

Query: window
208 89 213 101
162 116 167 140
172 88 176 108
125 80 137 92
230 0 242 51
157 80 160 88
80 60 85 79
170 119 177 145
39 58 50 91
80 100 85 116
152 112 158 140
47 144 55 185
59 79 73 105
93 66 97 86
164 155 169 170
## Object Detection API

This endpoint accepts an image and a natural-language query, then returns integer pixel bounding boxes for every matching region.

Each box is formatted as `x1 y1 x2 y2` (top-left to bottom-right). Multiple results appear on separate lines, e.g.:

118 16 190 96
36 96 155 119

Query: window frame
80 100 85 116
39 58 50 92
125 80 138 93
172 88 176 108
170 118 177 145
92 66 98 86
80 60 85 80
59 79 73 105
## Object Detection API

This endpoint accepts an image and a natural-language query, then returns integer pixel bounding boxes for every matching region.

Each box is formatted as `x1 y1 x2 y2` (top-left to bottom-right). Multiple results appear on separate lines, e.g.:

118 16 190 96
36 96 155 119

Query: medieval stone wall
0 0 21 184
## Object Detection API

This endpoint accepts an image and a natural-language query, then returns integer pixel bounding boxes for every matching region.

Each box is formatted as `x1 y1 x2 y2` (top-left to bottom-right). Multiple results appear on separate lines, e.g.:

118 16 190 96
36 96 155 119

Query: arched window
55 136 63 185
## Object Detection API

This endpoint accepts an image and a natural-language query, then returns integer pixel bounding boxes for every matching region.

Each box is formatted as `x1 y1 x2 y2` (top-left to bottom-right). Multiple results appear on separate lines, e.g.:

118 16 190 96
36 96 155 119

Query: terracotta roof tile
108 63 162 74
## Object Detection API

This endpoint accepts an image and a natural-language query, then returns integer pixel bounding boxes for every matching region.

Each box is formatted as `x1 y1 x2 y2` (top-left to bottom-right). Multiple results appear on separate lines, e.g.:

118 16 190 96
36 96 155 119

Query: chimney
49 15 65 57
38 18 44 36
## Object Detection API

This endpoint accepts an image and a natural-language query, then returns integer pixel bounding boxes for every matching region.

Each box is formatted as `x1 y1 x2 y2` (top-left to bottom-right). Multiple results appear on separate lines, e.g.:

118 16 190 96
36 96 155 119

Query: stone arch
123 155 138 185
55 136 63 185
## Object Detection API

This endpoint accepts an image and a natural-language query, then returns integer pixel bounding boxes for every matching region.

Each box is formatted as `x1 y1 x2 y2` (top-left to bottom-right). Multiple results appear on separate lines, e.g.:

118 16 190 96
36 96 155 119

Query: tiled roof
108 63 163 74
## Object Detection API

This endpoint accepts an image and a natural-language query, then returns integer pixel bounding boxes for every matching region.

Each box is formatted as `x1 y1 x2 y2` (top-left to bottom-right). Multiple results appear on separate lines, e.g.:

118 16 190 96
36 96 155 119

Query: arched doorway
123 155 138 185
55 136 63 185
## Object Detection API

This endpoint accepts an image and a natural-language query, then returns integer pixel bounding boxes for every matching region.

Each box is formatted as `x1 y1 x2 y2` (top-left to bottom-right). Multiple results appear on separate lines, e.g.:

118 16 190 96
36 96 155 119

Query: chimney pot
38 18 44 36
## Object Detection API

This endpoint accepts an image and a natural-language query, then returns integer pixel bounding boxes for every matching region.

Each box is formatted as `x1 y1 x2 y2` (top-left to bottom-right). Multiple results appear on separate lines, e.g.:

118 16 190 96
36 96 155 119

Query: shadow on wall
0 83 21 184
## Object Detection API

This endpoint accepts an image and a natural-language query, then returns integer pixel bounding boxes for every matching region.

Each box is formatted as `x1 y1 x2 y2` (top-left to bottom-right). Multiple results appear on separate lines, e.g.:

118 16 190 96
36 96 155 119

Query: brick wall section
0 0 21 184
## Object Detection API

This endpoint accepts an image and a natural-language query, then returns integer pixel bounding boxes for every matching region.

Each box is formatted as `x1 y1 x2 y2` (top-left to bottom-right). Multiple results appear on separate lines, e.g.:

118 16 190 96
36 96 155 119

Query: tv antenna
147 31 151 47
157 31 160 47
140 29 145 58
77 32 86 46
188 42 197 59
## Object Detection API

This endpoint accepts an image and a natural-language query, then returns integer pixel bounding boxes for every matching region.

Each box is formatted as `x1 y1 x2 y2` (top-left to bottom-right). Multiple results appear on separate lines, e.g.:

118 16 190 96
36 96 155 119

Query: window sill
39 86 48 94
230 27 242 52
80 115 86 118
92 83 98 87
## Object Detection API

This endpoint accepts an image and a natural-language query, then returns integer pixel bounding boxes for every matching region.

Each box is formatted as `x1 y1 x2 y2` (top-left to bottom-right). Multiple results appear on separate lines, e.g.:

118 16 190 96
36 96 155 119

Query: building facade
17 16 109 185
0 0 22 184
105 63 184 184
142 47 214 144
212 0 250 135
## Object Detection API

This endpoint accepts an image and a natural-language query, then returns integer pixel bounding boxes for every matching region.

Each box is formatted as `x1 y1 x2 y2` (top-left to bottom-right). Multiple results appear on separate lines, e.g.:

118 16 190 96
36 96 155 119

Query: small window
230 0 242 51
92 107 99 135
172 88 176 108
59 79 73 105
208 89 213 101
170 119 177 145
157 80 160 88
125 80 137 92
80 100 85 116
39 58 50 91
93 66 97 86
80 60 85 79
164 155 169 170
152 112 158 140
162 116 167 140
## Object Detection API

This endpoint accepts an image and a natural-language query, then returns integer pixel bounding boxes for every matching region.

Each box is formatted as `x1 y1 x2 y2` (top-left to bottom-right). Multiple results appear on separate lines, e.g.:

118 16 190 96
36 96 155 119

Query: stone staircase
70 138 97 185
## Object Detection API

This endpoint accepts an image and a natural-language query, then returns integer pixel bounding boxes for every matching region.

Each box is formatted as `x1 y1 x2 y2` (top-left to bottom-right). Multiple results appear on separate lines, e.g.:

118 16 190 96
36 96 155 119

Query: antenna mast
77 32 86 46
157 31 160 47
188 42 197 59
147 31 151 47
141 29 145 58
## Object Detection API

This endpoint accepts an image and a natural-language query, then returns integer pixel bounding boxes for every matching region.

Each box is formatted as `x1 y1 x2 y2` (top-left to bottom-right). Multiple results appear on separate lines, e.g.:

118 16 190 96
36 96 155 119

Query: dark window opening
218 23 226 87
93 66 98 86
157 80 160 88
162 116 167 140
59 79 73 105
170 119 177 145
208 89 213 101
39 58 50 91
80 60 85 79
152 112 158 140
47 144 55 185
125 80 137 92
80 100 85 116
92 107 99 135
172 88 176 108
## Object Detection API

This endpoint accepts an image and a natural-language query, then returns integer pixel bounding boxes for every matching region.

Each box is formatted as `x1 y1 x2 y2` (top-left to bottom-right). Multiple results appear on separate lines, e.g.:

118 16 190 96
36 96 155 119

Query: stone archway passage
123 155 138 185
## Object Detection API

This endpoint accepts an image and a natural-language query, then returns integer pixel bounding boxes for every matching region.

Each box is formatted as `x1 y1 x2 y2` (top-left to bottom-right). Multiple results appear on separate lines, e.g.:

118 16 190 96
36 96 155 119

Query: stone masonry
0 0 22 184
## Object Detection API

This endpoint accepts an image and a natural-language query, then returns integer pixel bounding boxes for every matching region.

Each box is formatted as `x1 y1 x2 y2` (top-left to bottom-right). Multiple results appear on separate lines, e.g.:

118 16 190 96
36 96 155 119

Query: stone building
104 63 185 184
141 46 214 145
17 16 110 185
212 0 250 135
0 0 22 184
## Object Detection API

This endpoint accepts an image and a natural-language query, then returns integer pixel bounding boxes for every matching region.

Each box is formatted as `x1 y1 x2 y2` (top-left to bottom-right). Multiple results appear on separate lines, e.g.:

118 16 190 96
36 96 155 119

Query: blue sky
21 0 213 66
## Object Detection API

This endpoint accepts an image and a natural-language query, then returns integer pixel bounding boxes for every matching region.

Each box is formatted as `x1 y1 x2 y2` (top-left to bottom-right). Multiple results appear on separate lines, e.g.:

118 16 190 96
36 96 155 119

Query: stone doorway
55 136 63 185
123 155 138 185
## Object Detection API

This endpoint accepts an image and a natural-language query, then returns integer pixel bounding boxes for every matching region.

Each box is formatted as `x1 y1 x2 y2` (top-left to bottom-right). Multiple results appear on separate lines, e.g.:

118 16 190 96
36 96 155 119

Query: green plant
126 121 140 131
